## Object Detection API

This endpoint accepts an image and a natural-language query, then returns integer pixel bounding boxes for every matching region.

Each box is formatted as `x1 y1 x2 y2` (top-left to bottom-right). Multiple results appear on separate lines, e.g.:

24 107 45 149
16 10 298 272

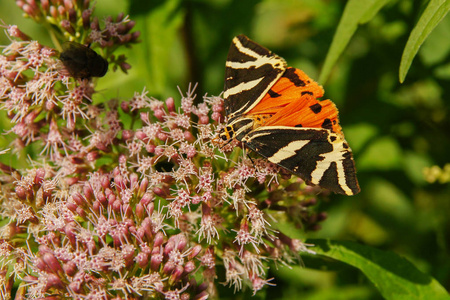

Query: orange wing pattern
247 67 342 135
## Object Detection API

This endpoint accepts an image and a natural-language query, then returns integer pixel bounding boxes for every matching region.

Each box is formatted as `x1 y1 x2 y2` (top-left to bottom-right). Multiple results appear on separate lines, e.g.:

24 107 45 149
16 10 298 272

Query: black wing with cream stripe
224 35 287 119
241 126 360 195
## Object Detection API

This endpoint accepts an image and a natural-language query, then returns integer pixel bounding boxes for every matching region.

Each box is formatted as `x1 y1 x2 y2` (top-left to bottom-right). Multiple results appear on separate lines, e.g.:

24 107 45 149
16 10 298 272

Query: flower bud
82 9 91 29
153 187 165 197
100 175 110 189
107 192 116 205
75 207 86 218
142 198 155 216
42 253 63 274
146 144 155 153
184 130 195 143
164 242 175 256
65 224 77 247
126 20 136 31
63 261 77 276
189 244 203 259
170 265 184 283
153 231 164 247
129 172 138 188
49 5 58 18
92 200 101 212
91 16 100 30
154 109 164 121
131 31 141 41
15 185 27 200
317 212 327 221
198 115 209 124
65 177 78 186
63 0 73 10
38 245 52 256
136 252 149 268
116 23 127 35
33 169 44 185
66 201 77 212
61 20 75 35
72 192 85 206
184 260 195 273
135 130 146 141
150 252 163 271
194 291 209 300
135 202 145 219
123 204 133 217
116 12 124 22
86 151 100 162
163 261 175 274
136 226 145 240
114 175 127 190
122 129 134 140
138 178 149 197
68 8 77 23
166 97 175 112
44 273 63 291
34 257 48 272
112 199 122 213
22 4 36 17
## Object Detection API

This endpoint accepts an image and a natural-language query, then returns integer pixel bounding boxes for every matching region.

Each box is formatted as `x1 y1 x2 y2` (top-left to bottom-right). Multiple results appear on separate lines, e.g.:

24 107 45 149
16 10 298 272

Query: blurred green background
1 0 449 299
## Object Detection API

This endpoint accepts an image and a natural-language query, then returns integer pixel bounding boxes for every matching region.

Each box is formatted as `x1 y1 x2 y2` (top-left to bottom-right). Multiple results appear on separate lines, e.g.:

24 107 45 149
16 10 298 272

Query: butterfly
219 35 360 195
59 41 108 79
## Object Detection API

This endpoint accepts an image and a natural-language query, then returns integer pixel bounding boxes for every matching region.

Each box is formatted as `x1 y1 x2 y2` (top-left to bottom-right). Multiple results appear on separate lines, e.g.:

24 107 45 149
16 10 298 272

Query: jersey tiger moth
219 35 360 195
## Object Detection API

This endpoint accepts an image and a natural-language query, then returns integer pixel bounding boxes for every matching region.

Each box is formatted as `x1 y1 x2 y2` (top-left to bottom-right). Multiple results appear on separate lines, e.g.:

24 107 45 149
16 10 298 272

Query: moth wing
247 67 325 115
261 95 343 135
224 35 287 118
242 126 360 195
60 41 91 64
60 42 108 78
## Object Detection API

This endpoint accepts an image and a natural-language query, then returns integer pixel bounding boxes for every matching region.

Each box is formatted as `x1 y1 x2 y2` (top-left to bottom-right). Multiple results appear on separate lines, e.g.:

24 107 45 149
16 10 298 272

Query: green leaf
399 0 450 83
308 239 450 300
357 136 403 171
318 0 392 84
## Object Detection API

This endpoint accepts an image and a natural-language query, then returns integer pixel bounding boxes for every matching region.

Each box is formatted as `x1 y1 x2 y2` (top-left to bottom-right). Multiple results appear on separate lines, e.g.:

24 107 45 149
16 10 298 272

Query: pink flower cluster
0 78 324 298
15 0 138 73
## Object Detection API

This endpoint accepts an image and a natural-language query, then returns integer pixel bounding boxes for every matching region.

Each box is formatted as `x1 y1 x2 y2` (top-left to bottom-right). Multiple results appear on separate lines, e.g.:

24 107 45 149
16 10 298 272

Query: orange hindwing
247 67 342 135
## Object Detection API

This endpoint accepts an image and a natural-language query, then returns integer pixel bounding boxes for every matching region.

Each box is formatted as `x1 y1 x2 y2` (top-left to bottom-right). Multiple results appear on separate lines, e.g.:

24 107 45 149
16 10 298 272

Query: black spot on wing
268 89 281 98
283 68 305 87
295 124 303 127
322 118 332 130
309 103 322 114
301 91 313 96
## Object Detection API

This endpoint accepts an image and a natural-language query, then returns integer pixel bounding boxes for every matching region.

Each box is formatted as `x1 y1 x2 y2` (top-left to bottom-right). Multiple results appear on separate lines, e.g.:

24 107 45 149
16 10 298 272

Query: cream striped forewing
224 35 287 119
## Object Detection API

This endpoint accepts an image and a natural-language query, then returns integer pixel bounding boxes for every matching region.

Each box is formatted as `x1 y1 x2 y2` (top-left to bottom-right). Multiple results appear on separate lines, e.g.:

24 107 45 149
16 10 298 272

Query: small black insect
59 41 108 79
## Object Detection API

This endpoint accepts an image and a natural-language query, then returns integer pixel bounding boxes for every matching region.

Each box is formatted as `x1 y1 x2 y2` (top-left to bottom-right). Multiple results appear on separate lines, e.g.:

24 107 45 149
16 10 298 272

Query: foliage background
0 0 449 299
